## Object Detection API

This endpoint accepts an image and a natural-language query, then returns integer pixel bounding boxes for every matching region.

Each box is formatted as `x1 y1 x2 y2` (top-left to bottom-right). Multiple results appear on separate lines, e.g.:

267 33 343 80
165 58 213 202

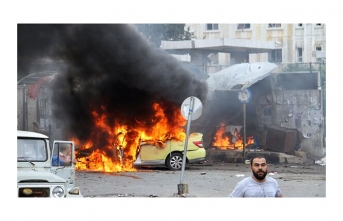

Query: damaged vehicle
17 130 83 197
133 133 206 170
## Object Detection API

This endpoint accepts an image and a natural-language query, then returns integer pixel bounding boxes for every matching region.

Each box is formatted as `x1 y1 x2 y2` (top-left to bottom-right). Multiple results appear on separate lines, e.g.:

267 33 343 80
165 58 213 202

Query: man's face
251 157 268 181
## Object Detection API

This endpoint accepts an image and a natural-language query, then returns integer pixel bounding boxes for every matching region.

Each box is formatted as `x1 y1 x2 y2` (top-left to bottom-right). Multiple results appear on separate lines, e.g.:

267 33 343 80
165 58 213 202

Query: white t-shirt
229 176 282 197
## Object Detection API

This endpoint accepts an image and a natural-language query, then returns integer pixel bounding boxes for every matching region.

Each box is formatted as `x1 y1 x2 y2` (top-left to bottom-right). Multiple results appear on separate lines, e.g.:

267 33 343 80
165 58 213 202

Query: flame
212 123 254 150
73 102 186 172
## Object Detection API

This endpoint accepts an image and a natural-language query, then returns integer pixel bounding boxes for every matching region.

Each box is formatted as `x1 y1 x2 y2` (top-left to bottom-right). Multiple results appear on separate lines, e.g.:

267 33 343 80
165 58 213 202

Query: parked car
133 133 206 170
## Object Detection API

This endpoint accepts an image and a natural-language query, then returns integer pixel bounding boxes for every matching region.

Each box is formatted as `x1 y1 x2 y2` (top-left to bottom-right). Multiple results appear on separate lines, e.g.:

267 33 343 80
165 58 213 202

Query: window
52 143 73 167
268 23 281 28
269 49 282 63
237 24 250 29
17 138 47 162
297 48 303 62
206 24 218 30
315 47 323 62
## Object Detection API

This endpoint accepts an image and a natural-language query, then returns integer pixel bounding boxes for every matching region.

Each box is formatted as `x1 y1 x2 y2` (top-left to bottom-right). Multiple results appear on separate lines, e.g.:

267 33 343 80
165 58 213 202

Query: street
75 161 326 198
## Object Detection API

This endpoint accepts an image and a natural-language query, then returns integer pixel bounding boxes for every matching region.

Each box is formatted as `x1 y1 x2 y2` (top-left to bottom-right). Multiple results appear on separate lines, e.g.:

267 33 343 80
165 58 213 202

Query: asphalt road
75 161 326 198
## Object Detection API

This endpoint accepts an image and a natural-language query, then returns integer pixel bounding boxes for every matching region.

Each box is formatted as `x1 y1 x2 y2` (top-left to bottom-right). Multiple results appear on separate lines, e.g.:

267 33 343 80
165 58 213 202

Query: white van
17 130 83 197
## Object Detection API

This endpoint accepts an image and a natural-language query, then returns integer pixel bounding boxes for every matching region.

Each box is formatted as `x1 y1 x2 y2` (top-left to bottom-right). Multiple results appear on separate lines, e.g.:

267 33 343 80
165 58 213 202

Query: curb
205 148 311 165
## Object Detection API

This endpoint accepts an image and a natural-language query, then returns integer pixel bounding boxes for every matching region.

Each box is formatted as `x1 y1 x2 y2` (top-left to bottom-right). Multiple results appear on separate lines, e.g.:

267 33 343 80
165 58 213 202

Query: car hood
17 169 66 183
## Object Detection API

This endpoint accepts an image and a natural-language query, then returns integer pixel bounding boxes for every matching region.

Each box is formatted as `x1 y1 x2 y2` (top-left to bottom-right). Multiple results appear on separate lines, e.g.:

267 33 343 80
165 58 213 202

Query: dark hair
250 155 267 166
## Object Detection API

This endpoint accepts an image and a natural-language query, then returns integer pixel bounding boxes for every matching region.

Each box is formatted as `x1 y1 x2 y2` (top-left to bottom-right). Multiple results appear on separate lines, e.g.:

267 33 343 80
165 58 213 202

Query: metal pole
180 97 194 184
243 103 246 157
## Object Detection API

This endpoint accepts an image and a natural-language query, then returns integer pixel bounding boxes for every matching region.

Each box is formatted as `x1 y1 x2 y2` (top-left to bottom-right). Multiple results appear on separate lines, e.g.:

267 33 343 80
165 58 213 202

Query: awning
206 62 279 100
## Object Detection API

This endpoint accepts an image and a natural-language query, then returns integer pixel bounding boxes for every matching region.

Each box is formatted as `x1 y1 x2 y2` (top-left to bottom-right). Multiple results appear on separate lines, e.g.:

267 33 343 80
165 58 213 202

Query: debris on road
315 157 326 166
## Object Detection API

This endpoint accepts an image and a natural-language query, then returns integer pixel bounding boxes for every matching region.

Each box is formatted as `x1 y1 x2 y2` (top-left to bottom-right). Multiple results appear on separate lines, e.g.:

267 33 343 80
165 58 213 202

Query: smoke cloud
18 24 208 142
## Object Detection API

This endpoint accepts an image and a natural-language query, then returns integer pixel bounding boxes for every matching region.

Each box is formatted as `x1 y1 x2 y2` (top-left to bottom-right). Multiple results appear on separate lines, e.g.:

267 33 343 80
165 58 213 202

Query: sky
2 0 341 220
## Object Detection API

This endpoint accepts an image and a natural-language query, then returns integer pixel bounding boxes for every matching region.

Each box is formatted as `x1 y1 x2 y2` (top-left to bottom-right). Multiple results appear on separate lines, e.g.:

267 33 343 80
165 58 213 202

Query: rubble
315 157 326 166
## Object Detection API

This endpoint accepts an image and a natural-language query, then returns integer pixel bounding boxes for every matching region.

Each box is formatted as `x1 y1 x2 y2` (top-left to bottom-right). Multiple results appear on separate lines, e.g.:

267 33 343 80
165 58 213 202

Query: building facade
161 23 326 74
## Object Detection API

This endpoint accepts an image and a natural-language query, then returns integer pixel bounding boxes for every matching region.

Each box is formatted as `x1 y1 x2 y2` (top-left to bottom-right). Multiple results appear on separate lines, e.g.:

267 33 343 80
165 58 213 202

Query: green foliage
135 24 191 47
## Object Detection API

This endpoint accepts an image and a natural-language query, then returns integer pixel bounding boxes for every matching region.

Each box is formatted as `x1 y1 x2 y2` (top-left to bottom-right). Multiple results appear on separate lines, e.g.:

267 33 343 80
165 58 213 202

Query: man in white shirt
229 155 282 197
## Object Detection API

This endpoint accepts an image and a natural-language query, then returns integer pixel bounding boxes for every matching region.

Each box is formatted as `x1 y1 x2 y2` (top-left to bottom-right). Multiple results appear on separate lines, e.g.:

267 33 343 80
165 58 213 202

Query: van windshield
17 138 48 162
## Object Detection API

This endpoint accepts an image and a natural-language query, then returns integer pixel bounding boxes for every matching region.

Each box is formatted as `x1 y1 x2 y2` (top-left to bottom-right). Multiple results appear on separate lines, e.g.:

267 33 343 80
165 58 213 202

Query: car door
51 140 76 190
140 143 168 161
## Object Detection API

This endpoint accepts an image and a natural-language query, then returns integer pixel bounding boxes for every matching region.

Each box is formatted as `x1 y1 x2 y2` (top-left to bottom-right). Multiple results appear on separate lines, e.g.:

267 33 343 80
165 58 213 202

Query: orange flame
73 102 186 172
212 123 254 150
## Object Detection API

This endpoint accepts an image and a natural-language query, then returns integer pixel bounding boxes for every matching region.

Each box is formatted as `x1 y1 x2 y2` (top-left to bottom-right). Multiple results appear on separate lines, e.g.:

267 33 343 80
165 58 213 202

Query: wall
17 86 38 132
276 90 324 157
186 23 326 65
255 72 324 158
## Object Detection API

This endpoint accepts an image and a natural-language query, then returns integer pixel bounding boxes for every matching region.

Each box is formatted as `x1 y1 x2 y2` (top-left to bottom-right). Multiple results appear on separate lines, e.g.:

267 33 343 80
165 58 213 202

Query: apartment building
161 23 326 74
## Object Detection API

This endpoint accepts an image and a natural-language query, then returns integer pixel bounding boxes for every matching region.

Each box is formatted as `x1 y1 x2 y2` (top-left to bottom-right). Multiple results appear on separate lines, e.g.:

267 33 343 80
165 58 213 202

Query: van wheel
166 153 183 170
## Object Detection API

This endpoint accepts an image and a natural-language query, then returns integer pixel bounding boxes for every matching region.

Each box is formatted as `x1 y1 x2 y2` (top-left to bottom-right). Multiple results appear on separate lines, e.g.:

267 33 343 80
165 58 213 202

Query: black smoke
18 24 208 142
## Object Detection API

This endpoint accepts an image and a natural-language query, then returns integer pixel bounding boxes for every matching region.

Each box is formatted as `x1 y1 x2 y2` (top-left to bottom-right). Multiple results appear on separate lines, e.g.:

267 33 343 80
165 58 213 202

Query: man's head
60 144 70 154
250 155 268 181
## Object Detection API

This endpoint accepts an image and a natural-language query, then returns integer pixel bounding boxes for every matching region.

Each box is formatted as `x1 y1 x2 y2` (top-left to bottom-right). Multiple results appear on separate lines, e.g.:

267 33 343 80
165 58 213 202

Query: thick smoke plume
18 24 208 143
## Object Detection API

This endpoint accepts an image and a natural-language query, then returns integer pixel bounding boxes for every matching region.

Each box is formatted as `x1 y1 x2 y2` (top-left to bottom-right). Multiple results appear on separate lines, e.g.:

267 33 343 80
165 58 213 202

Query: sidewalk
205 148 317 165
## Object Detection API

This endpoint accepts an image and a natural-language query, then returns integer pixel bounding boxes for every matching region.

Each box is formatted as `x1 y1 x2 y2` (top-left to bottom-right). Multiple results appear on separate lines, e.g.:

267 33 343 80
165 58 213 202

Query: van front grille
18 187 50 197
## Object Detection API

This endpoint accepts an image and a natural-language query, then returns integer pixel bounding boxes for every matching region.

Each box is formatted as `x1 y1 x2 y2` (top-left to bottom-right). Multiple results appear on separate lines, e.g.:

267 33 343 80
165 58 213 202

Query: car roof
17 130 49 139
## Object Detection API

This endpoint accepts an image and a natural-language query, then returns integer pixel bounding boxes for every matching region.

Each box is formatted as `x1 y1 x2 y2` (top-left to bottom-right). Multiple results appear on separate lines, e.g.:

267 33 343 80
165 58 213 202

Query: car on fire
17 130 83 198
133 132 206 170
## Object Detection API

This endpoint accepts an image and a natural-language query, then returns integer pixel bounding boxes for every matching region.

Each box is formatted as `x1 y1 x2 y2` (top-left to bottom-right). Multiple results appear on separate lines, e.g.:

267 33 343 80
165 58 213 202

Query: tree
135 24 192 47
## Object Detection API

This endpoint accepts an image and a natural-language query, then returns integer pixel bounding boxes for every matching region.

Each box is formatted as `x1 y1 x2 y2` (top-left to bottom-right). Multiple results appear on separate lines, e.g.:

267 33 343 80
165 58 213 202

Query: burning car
133 132 206 170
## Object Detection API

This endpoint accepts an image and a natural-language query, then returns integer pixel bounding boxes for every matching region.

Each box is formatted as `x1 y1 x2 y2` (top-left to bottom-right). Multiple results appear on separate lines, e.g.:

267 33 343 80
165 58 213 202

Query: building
161 23 326 74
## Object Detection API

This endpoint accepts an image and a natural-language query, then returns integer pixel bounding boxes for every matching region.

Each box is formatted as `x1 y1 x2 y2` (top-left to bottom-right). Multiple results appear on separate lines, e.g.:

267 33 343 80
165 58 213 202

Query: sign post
238 89 252 157
178 96 203 195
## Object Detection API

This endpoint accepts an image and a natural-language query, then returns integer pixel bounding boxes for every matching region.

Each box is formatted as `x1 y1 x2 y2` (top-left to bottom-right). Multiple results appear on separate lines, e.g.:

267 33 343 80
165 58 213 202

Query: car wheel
166 153 184 170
